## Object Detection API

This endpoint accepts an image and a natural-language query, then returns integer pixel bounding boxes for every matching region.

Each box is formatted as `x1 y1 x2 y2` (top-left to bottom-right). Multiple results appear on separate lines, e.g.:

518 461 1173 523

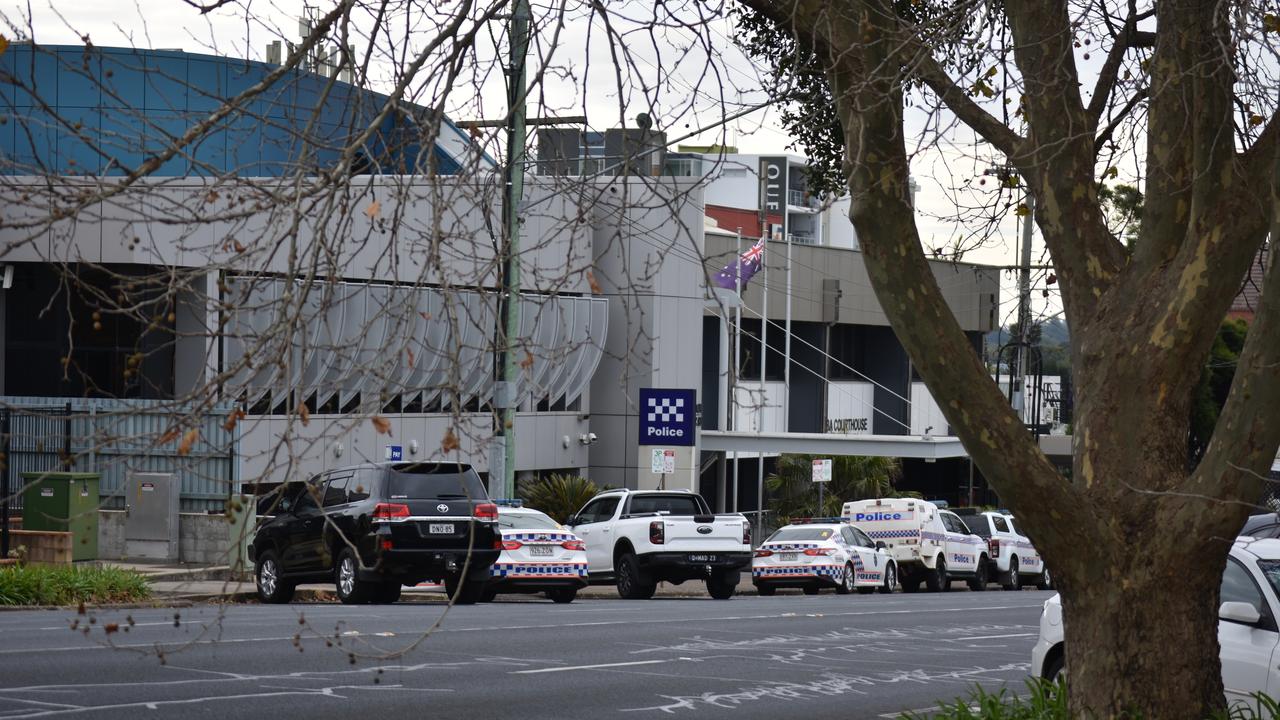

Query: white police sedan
484 504 588 603
752 519 898 596
1033 538 1280 708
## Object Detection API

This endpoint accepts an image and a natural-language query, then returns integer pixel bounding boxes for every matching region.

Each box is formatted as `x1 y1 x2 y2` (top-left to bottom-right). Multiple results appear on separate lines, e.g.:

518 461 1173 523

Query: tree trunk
1061 536 1228 718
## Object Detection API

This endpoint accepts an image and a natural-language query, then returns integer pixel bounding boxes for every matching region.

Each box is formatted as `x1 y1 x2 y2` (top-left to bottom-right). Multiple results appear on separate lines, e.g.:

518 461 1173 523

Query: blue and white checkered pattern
761 543 822 552
491 562 588 578
866 529 918 540
753 564 844 579
646 397 685 424
502 531 577 543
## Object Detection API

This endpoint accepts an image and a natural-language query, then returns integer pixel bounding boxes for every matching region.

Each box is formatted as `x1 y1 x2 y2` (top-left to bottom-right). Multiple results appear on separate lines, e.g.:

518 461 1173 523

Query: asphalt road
0 590 1052 719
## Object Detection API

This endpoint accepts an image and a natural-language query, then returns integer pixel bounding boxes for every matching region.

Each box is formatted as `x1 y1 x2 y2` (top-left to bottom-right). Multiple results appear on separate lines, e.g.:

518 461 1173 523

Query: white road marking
955 633 1037 641
513 659 688 675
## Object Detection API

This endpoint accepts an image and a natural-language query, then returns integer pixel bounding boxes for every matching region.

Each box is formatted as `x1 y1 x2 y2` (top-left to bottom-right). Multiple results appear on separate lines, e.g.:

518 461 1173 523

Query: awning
699 430 970 460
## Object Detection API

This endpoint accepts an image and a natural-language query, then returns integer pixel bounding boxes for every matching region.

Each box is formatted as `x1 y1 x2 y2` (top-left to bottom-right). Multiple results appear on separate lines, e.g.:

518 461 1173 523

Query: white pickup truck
565 489 752 599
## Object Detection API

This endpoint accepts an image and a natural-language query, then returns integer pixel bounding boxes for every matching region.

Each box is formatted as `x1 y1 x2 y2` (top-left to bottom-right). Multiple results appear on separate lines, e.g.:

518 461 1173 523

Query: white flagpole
784 233 792 432
757 230 768 541
732 228 743 514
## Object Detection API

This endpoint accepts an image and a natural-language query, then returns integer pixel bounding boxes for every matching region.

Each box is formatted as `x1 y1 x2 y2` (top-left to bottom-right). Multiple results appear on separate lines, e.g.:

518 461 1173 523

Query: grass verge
904 681 1280 719
0 564 151 606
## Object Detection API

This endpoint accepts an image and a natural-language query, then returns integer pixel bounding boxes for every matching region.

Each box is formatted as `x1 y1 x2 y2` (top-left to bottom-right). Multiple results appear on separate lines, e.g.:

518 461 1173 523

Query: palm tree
518 473 609 524
765 454 906 521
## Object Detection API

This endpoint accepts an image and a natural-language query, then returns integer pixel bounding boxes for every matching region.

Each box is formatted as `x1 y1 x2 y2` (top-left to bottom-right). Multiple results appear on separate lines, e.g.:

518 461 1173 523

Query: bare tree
736 0 1280 715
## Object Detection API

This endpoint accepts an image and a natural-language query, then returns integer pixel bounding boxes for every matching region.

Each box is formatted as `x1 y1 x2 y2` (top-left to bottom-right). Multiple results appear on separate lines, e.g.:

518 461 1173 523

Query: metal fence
1 397 238 514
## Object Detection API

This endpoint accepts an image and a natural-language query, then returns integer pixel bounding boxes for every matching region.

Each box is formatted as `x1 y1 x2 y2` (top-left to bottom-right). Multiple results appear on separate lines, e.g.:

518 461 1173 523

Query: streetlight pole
496 0 530 499
1015 193 1035 425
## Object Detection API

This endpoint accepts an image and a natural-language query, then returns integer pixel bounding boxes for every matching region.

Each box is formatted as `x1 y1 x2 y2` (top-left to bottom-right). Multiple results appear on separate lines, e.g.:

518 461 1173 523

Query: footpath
104 561 762 604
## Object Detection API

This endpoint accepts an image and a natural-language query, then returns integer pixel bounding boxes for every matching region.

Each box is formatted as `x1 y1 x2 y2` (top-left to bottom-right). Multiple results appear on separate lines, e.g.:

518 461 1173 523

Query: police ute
954 509 1051 591
751 519 898 596
842 498 988 592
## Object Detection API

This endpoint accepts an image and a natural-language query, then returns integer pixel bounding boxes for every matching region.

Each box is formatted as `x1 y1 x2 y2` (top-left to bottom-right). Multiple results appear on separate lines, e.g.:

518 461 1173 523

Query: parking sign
812 458 833 483
639 388 696 446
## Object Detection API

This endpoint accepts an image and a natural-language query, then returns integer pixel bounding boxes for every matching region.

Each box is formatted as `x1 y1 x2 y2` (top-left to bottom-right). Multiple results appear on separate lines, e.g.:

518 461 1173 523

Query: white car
484 505 588 603
751 520 898 596
956 509 1051 590
1032 538 1280 708
843 498 988 592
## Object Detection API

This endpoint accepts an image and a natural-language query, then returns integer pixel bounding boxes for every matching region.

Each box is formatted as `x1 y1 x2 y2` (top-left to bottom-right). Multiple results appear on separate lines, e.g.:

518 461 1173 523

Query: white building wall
909 382 950 436
825 381 876 433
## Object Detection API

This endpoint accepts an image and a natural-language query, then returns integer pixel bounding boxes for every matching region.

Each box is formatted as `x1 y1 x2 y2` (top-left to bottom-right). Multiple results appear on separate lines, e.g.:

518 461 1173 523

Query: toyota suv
249 462 499 605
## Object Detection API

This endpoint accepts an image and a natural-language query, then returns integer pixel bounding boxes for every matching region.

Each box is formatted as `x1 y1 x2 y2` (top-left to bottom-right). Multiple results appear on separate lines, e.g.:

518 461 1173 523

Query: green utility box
21 472 100 561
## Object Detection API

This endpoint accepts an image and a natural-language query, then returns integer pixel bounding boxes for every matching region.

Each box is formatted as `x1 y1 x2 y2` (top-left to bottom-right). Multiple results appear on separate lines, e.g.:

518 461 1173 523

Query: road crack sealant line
618 662 1032 714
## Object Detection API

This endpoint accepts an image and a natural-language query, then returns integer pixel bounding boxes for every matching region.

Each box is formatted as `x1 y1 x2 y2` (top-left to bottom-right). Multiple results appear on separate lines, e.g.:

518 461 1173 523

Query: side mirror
1220 601 1262 626
565 516 579 527
875 541 887 551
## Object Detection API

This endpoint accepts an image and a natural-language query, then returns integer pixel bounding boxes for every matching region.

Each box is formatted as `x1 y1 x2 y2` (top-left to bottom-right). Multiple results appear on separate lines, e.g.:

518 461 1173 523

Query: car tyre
1044 650 1065 683
755 584 777 597
1037 567 1054 591
546 588 578 604
836 564 856 595
879 562 897 594
707 570 738 600
445 572 484 605
335 548 373 605
616 553 657 600
925 556 948 592
968 557 989 591
1002 557 1021 591
480 587 499 603
255 550 295 604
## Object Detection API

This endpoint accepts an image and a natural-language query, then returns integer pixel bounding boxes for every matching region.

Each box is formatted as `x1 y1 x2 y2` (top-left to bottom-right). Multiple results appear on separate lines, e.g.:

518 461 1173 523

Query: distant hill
985 317 1071 376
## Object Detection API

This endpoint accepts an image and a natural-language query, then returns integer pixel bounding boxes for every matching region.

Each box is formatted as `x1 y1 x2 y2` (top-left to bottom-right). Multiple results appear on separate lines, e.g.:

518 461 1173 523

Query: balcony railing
789 230 817 244
787 188 819 209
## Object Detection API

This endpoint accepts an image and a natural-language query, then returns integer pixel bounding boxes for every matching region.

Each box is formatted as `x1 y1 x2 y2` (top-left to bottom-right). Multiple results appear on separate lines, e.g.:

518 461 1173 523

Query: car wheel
255 551 295 604
968 557 989 591
706 571 737 600
334 548 373 604
1037 567 1054 591
836 564 855 595
479 587 499 603
616 553 657 600
372 581 402 604
1002 557 1021 591
444 573 484 605
755 584 777 597
546 588 578 604
879 562 897 594
802 585 820 595
925 557 948 592
1044 649 1066 683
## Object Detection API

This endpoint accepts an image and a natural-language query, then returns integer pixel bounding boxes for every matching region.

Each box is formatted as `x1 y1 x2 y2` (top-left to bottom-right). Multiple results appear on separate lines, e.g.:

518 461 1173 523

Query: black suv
249 462 499 605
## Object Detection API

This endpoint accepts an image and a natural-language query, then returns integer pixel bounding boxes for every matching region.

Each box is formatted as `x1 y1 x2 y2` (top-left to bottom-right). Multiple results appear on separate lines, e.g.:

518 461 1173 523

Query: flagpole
757 228 768 542
732 228 743 514
784 233 792 432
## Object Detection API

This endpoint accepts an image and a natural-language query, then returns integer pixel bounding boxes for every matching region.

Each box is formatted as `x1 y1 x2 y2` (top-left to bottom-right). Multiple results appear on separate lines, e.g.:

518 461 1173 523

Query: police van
841 498 989 592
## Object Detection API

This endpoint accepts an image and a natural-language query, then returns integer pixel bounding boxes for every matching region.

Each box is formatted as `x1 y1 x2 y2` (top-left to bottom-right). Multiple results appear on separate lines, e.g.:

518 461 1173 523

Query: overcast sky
6 0 1046 326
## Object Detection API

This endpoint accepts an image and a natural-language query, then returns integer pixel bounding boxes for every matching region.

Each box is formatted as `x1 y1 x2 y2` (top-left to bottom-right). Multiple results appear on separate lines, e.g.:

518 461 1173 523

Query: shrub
519 473 608 524
903 681 1279 720
0 565 151 606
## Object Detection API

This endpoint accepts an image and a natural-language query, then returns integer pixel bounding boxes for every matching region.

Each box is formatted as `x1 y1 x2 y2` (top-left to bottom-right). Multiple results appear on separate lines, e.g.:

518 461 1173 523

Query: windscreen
964 518 992 537
1255 559 1280 597
499 512 562 531
767 526 838 542
385 463 487 500
628 494 702 516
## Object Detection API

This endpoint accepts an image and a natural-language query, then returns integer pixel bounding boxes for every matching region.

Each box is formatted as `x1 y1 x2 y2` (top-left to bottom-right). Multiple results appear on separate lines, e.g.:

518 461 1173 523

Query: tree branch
1094 86 1149 154
1086 5 1154 129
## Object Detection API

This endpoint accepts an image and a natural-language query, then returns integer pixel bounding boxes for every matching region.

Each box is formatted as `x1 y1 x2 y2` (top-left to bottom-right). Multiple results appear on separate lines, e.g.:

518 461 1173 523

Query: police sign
639 388 696 446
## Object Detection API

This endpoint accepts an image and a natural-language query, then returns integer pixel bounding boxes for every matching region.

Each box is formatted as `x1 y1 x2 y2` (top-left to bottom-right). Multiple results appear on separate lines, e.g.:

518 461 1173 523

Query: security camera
588 432 598 443
578 432 599 445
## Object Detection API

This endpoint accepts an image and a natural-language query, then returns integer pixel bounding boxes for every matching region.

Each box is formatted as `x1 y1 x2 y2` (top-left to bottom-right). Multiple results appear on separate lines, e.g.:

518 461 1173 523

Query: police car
843 498 988 592
751 519 898 596
484 503 588 603
955 509 1051 590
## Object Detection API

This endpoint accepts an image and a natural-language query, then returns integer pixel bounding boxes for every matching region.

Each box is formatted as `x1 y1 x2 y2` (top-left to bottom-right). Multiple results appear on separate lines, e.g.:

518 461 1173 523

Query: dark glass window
993 515 1011 533
627 494 702 516
322 474 350 507
577 497 620 524
768 526 838 542
385 463 487 500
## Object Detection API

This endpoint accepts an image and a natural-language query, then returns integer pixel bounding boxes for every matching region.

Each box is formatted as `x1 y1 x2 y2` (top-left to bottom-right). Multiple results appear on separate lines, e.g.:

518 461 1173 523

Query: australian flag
714 238 766 290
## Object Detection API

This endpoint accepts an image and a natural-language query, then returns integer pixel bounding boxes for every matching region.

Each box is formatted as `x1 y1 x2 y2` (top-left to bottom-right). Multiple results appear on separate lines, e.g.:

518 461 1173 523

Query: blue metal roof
0 44 490 176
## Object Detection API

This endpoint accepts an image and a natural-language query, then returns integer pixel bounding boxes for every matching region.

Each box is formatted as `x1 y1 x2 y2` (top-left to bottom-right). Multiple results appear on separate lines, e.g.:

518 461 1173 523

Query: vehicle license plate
779 553 799 562
529 545 554 557
428 523 454 534
688 554 718 563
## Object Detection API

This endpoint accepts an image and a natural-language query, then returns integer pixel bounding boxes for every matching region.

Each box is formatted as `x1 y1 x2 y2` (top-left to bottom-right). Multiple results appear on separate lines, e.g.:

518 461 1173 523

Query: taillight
473 503 498 520
380 539 394 551
743 522 751 545
650 521 665 545
803 548 835 556
561 539 586 551
753 549 773 558
501 539 523 551
989 538 1001 558
372 503 410 522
